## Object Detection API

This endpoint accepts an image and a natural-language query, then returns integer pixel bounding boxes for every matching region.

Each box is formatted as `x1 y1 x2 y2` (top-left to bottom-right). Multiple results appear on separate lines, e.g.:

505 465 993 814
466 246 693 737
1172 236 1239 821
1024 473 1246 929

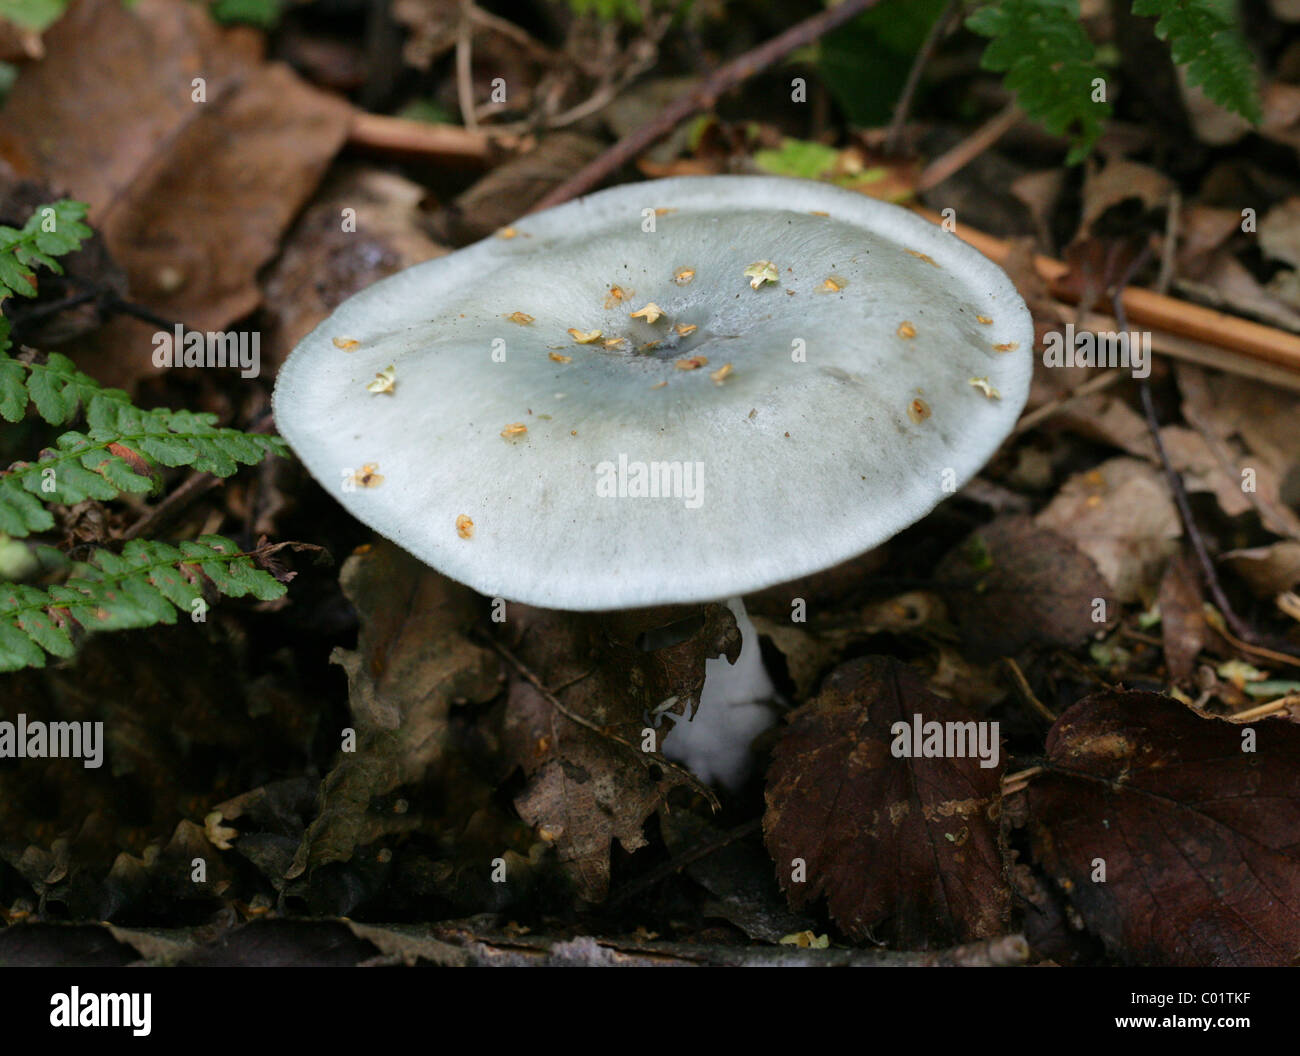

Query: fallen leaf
1023 689 1300 966
935 516 1115 653
500 603 740 901
286 542 500 878
1036 457 1181 603
0 0 351 389
261 166 447 371
1157 551 1206 684
764 656 1009 947
1222 541 1300 597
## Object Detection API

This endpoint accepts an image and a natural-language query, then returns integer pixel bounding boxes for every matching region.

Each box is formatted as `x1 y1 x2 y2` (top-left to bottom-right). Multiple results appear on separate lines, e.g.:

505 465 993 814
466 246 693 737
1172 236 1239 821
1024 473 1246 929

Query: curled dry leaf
764 656 1010 947
1022 690 1300 966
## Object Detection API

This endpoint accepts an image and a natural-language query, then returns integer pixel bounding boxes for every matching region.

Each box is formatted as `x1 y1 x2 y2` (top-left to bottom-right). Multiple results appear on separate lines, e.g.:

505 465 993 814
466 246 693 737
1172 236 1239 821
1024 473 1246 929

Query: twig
916 102 1021 193
484 634 721 811
347 111 525 162
531 0 888 211
1001 658 1057 723
466 1 560 64
607 818 761 907
429 923 1032 966
1232 695 1300 722
910 206 1300 381
1118 275 1264 648
456 2 479 134
1001 765 1044 796
885 0 959 156
1013 367 1127 435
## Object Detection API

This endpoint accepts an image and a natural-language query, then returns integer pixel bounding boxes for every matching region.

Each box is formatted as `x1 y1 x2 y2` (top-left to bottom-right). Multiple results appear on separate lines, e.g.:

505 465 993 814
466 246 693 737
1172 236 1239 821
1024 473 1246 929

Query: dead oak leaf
764 656 1009 947
1023 689 1300 966
0 0 350 388
500 602 740 902
287 542 500 879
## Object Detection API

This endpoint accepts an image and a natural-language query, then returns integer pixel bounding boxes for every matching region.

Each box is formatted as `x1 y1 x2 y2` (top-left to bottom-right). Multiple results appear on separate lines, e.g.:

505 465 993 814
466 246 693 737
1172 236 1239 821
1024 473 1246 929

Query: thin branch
910 205 1300 382
886 0 960 155
607 818 761 907
456 2 479 134
531 0 888 211
916 102 1021 193
484 634 721 811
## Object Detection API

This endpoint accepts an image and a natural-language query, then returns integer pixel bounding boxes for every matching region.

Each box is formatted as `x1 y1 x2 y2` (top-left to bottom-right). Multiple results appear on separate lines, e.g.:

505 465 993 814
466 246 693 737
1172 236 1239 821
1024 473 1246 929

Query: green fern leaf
967 0 1111 164
1132 0 1260 123
0 536 287 670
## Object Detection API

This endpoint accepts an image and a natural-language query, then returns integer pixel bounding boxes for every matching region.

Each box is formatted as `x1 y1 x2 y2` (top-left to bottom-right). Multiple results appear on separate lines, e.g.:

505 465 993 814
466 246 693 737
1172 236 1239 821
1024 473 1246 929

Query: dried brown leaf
1025 689 1300 966
764 656 1009 947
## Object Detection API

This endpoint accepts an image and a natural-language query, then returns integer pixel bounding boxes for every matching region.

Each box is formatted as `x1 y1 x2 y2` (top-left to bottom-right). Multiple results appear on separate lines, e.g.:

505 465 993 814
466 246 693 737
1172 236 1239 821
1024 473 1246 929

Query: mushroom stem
662 596 777 790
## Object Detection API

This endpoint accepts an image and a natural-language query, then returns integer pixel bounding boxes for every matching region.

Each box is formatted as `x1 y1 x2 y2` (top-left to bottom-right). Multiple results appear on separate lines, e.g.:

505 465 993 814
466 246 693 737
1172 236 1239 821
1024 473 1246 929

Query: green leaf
753 139 843 181
967 0 1111 164
1131 0 1260 124
0 535 286 669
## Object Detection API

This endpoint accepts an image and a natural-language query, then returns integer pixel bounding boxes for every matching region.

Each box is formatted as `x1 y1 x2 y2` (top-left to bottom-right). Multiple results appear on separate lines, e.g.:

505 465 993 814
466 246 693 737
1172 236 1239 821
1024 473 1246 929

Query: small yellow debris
710 363 733 384
976 315 993 325
332 337 359 350
501 422 528 439
497 227 519 239
366 365 396 394
505 311 534 325
779 931 830 949
630 302 665 324
654 207 677 216
604 285 631 309
603 337 628 350
969 376 1001 399
897 321 916 339
993 342 1019 352
809 210 830 217
456 514 475 539
639 340 662 352
349 463 384 488
906 248 941 268
822 276 846 292
674 323 697 337
744 260 779 288
673 267 696 286
908 398 931 424
204 811 237 851
650 380 668 390
548 351 572 364
568 328 603 344
675 355 709 370
570 429 578 435
1085 494 1103 509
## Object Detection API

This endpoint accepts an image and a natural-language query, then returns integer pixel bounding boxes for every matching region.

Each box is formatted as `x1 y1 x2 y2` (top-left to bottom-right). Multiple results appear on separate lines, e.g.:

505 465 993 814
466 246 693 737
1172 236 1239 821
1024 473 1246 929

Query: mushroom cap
273 176 1033 611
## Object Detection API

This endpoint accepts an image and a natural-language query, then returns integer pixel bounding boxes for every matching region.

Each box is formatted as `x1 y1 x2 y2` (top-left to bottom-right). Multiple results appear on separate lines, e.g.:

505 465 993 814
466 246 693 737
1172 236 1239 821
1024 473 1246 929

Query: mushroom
272 175 1033 788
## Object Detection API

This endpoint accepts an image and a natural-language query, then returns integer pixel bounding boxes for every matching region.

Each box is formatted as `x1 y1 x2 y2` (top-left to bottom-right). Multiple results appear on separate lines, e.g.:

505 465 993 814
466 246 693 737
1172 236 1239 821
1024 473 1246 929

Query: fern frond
0 353 287 537
967 0 1110 165
1132 0 1260 123
0 199 91 304
0 535 287 671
